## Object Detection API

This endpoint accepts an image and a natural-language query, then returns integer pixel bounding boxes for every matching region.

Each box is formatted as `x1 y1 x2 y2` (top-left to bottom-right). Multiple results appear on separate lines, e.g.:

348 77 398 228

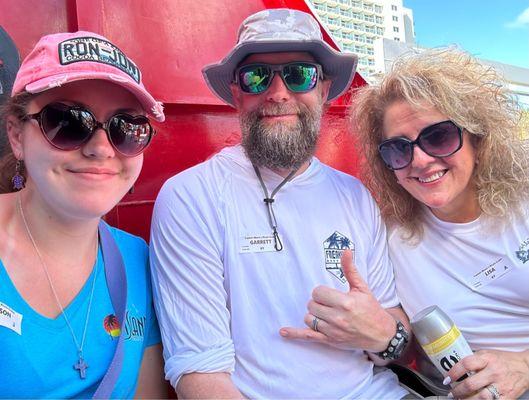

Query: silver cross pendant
73 356 89 379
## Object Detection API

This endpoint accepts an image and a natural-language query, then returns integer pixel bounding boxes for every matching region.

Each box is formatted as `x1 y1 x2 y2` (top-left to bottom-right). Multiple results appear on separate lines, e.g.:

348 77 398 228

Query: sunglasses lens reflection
239 65 272 94
108 115 153 156
42 103 94 149
283 64 318 92
379 140 412 170
420 121 461 156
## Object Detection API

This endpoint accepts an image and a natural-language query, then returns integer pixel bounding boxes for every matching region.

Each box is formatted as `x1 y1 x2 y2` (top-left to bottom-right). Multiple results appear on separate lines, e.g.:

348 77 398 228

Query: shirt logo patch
515 237 529 263
323 231 354 283
58 37 141 83
103 314 121 339
123 310 147 341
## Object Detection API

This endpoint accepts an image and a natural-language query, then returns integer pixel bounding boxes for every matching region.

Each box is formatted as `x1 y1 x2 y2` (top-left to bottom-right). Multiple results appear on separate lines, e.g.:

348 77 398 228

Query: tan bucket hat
203 8 358 107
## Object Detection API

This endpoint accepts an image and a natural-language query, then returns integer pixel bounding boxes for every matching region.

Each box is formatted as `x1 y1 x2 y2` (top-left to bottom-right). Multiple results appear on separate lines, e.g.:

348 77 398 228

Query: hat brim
25 72 165 122
203 40 357 107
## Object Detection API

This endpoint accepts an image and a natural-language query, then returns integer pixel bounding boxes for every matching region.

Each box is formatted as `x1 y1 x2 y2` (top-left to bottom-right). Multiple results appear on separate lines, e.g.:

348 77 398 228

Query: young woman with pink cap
0 31 167 398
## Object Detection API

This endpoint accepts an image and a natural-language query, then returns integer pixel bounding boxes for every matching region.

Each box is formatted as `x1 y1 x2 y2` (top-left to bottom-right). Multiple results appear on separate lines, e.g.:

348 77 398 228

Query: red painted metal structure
0 0 367 242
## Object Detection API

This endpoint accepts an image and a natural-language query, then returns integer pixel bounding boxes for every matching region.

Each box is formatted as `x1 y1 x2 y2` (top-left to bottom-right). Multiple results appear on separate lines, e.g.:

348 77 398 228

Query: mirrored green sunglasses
235 62 323 94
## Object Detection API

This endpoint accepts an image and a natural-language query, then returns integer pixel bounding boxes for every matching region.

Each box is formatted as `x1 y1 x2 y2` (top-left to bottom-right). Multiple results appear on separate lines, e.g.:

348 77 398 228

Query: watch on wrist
376 320 409 360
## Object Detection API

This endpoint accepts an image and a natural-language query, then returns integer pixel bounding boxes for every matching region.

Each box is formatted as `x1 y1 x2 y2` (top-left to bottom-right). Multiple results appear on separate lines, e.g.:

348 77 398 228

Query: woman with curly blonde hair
355 48 529 238
351 47 529 399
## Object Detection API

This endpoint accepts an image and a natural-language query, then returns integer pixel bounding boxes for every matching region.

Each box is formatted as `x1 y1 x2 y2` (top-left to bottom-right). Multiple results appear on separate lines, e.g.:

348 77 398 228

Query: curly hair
352 47 529 240
0 92 34 193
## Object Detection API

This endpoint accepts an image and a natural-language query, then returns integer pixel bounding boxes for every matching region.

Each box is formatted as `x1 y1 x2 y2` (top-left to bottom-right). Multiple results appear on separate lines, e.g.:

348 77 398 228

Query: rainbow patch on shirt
103 314 121 338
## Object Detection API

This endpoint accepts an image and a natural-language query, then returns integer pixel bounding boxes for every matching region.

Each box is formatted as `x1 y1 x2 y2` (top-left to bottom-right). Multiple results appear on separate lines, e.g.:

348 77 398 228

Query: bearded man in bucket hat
150 8 412 399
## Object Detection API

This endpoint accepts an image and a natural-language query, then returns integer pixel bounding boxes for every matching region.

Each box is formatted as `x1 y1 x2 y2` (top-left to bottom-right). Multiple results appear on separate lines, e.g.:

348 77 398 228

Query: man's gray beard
240 102 323 170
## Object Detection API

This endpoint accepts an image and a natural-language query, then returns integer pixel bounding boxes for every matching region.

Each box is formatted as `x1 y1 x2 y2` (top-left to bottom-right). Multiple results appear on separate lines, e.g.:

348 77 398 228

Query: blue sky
403 1 529 68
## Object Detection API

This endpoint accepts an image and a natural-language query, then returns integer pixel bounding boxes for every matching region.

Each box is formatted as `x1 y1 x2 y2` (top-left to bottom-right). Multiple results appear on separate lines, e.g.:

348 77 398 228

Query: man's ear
320 79 332 103
230 83 242 109
6 116 25 159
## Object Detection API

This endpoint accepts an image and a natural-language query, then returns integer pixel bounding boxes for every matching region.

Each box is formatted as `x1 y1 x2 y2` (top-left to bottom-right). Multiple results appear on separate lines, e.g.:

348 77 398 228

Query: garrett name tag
239 235 278 253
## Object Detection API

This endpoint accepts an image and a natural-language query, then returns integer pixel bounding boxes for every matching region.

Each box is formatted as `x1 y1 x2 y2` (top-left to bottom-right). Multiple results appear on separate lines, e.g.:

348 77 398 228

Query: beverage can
411 305 473 380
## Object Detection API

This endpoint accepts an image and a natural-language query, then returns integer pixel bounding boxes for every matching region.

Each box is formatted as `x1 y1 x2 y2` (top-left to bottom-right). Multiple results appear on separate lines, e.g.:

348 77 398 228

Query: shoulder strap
93 221 128 399
389 363 450 397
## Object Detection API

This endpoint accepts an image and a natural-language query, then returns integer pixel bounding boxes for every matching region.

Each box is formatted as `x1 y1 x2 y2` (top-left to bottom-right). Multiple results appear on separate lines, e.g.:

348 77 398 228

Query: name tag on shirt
467 258 513 291
0 302 23 335
239 235 279 253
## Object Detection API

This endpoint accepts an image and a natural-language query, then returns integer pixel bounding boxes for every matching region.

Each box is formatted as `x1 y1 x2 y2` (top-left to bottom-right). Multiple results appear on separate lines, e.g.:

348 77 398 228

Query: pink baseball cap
12 31 165 122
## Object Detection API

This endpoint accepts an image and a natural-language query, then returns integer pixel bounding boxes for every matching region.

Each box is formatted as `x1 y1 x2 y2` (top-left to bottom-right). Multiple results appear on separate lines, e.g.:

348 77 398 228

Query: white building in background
308 0 529 110
374 38 529 110
307 0 415 78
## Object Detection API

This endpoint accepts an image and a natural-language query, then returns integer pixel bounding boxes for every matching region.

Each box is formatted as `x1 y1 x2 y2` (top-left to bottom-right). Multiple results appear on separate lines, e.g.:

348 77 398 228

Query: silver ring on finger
486 384 500 400
311 316 320 332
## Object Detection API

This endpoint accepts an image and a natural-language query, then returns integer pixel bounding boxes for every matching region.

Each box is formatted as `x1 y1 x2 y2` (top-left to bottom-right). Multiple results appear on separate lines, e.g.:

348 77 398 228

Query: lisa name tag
0 302 23 335
239 235 278 253
468 258 512 291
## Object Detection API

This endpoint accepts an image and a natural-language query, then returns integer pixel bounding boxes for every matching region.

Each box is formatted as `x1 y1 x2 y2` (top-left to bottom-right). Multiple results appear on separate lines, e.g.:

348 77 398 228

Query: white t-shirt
150 145 407 399
390 208 529 394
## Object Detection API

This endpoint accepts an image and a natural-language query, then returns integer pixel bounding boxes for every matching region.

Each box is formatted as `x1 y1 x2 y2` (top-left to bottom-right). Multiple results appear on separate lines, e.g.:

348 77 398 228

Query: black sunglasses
235 62 323 94
24 102 155 157
378 120 463 170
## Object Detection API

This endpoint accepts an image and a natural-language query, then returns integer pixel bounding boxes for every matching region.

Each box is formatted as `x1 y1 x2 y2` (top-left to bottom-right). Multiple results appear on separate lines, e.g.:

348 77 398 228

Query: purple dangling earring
12 160 25 191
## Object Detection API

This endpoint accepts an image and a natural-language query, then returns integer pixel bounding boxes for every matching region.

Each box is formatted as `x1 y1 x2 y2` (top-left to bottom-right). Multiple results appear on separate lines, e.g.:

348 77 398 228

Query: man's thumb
341 249 368 293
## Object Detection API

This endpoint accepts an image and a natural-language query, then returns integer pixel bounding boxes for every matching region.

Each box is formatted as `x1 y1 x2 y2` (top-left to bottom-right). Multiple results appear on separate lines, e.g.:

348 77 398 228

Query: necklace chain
17 193 98 379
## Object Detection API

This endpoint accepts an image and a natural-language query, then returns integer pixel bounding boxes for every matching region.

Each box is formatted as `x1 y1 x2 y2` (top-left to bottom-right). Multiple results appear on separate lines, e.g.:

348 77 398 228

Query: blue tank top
0 225 161 398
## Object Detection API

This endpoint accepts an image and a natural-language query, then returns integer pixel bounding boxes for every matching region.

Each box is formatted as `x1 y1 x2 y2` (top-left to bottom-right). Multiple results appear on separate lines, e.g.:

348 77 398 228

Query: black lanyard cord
253 164 298 251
